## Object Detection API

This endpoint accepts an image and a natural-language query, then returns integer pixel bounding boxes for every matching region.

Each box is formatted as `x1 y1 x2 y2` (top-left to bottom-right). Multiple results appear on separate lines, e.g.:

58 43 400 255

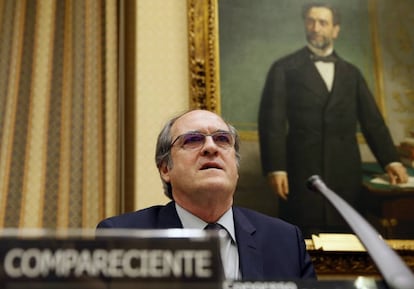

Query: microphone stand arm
307 175 414 289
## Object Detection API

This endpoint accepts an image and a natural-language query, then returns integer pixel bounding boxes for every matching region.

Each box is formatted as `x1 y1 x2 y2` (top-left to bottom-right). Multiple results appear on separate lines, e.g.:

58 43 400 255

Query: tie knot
204 223 223 230
310 53 337 63
204 223 235 244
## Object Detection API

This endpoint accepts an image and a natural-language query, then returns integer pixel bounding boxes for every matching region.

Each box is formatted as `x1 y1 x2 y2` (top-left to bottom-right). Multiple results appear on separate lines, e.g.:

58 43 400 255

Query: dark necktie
310 53 337 63
204 223 233 243
204 223 223 231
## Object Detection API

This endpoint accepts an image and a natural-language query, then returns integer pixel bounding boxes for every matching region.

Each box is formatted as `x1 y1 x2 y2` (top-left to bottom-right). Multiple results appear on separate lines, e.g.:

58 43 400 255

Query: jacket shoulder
96 205 166 229
234 206 297 232
269 47 309 70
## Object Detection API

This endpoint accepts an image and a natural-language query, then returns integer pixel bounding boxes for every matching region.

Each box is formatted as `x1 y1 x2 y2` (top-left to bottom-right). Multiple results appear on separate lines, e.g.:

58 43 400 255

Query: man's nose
313 22 322 32
201 136 218 155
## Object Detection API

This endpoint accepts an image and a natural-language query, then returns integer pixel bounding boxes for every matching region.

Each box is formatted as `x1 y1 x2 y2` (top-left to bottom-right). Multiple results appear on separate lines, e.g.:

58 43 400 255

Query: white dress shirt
175 203 241 280
308 45 335 92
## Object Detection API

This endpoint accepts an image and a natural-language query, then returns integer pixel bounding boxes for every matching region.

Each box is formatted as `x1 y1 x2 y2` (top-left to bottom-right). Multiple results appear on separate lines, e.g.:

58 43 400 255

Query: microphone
307 175 414 289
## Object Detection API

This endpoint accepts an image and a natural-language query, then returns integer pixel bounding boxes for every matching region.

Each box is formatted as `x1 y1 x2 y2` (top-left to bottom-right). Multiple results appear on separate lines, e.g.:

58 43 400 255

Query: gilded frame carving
187 0 221 113
306 239 414 276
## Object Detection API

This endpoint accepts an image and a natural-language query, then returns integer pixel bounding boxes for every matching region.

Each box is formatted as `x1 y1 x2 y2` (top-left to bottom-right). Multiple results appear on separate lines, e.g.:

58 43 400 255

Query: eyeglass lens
176 132 234 149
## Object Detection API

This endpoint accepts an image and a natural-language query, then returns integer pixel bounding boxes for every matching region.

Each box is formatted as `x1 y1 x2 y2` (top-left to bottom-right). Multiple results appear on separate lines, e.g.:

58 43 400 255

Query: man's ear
159 162 171 183
332 24 340 39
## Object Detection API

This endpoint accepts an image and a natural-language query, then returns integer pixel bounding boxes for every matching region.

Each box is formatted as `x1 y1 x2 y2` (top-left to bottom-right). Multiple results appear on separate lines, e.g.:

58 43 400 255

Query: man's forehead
307 7 334 21
172 110 228 133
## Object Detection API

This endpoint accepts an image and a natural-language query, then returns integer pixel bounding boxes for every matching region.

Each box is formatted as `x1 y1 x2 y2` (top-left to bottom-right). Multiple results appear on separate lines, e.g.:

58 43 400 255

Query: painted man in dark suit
98 109 316 280
258 3 408 237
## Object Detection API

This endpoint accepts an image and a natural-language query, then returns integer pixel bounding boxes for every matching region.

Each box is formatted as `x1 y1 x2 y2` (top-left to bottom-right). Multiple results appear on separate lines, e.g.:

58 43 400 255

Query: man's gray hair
154 110 241 199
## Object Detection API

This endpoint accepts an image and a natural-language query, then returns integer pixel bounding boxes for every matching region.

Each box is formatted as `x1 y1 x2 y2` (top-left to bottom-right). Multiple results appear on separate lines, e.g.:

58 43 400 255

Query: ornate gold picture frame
187 0 221 113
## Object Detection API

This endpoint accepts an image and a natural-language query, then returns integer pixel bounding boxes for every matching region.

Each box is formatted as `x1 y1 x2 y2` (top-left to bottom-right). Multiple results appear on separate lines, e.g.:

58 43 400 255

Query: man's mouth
200 162 223 170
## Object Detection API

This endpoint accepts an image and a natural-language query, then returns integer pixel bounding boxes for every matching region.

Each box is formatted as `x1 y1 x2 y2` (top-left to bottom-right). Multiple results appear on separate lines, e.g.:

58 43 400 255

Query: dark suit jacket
97 201 316 280
258 47 399 229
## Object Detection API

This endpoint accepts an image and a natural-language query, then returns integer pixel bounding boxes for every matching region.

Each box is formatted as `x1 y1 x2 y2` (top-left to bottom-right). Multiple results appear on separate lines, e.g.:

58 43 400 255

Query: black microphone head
307 175 321 192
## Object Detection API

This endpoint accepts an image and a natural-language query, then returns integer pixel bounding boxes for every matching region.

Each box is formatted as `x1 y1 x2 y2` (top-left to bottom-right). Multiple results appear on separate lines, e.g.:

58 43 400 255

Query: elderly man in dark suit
98 109 316 281
258 2 408 237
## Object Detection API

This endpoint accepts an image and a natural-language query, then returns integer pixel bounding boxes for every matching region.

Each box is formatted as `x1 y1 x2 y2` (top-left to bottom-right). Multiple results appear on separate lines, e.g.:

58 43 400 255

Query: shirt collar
175 203 237 243
307 44 334 57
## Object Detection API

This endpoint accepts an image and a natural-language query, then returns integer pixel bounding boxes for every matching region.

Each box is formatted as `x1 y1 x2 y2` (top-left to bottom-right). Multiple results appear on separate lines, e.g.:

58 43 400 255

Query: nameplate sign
0 229 224 289
224 279 389 289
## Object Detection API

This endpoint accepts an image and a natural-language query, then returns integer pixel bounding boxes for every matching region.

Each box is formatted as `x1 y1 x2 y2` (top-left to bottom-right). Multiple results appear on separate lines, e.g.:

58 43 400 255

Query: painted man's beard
307 33 332 51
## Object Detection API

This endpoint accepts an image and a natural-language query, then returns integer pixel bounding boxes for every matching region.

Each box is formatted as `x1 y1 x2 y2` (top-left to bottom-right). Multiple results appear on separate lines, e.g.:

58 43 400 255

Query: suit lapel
157 204 265 279
157 201 183 228
302 61 330 96
325 58 348 111
293 48 330 101
233 207 263 280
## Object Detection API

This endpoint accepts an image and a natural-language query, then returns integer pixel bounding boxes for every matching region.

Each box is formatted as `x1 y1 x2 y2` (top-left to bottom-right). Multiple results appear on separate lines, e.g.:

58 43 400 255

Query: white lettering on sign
3 248 213 279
